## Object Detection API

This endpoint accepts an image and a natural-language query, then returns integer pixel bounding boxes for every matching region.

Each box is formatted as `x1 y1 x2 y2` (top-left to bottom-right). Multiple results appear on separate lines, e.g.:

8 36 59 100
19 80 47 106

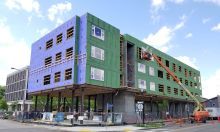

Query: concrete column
45 94 50 112
94 95 97 112
113 91 136 124
50 96 53 112
27 104 30 112
88 95 91 112
63 97 66 112
71 90 75 112
58 92 61 112
102 94 105 112
80 88 84 115
76 96 79 112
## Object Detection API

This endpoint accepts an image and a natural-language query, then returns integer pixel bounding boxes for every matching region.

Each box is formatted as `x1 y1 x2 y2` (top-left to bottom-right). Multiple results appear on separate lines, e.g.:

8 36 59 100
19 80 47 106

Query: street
0 119 61 132
1 119 220 132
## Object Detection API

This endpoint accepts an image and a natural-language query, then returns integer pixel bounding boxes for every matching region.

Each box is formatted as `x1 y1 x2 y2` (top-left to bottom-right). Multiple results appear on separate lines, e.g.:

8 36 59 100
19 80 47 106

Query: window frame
91 25 105 40
138 63 146 73
91 46 104 60
91 67 104 81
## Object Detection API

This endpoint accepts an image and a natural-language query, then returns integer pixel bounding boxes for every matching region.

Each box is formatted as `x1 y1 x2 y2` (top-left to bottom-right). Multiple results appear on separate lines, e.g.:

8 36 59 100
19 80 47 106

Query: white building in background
5 66 33 112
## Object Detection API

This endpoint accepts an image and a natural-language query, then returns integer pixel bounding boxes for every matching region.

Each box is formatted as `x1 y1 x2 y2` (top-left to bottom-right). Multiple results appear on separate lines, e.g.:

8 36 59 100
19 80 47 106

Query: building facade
5 66 33 111
28 13 202 123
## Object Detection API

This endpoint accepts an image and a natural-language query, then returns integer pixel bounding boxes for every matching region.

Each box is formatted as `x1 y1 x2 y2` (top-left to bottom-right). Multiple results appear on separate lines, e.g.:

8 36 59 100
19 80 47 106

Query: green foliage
0 85 7 110
0 99 8 110
157 100 169 111
0 85 5 100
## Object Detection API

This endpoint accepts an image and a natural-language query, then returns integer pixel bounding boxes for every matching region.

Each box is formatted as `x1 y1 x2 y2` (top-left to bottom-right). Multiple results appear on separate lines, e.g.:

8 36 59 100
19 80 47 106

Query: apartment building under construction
28 13 202 123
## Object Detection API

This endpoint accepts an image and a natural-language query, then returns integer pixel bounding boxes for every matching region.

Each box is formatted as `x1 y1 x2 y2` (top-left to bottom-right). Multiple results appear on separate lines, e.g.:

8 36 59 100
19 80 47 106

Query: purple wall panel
28 16 77 93
77 14 87 84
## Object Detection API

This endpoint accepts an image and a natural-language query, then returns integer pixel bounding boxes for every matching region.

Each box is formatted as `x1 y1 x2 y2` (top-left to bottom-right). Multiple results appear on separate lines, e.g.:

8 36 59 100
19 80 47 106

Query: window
45 56 52 66
149 67 154 76
185 80 188 86
44 75 51 85
157 56 162 67
180 78 183 83
67 27 74 39
174 88 178 95
138 63 146 73
167 86 171 94
91 46 104 60
91 67 104 81
66 47 73 58
158 84 164 93
65 68 72 80
180 90 184 96
194 83 198 88
55 52 62 62
166 73 170 80
92 25 104 40
57 33 63 44
189 71 192 77
137 47 142 59
54 72 61 82
173 63 176 72
138 79 146 89
165 60 169 67
190 81 193 87
150 82 156 91
184 69 188 77
158 70 163 78
179 66 182 72
46 39 53 50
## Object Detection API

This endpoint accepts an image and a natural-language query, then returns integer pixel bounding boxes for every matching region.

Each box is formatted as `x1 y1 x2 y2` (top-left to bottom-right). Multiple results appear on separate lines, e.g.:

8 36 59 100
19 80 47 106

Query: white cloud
150 0 185 22
143 26 172 53
211 23 220 31
5 0 40 14
48 1 72 22
202 18 210 24
37 28 49 37
185 33 193 38
202 69 220 99
0 18 30 85
175 56 198 69
143 17 185 52
151 0 165 9
194 0 220 6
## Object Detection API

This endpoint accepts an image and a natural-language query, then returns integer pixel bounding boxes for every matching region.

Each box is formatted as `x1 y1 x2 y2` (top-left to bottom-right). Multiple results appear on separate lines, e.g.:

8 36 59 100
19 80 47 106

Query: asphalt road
0 119 62 132
169 122 220 132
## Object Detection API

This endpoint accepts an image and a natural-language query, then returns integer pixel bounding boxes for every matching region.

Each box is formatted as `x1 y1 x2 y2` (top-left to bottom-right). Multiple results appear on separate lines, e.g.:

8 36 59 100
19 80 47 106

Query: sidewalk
40 125 143 132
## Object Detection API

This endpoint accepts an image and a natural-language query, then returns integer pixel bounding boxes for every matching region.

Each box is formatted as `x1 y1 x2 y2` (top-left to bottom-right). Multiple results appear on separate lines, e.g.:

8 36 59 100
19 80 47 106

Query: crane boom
152 54 203 111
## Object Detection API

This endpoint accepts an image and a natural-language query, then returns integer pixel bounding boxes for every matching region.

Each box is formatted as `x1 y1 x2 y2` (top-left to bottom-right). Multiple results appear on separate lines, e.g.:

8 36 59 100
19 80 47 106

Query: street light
11 67 26 122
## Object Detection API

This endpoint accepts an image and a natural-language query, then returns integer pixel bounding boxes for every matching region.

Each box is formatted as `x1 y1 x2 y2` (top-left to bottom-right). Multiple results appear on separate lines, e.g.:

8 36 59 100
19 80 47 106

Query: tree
0 99 8 110
157 100 169 119
0 85 5 100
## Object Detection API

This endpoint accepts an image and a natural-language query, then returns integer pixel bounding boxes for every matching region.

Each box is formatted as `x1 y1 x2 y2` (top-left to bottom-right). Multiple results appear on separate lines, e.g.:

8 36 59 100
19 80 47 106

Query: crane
141 49 209 123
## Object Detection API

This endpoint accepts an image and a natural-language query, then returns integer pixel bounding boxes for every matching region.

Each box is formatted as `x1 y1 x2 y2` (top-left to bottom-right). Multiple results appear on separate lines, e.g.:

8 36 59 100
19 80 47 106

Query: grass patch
137 122 164 129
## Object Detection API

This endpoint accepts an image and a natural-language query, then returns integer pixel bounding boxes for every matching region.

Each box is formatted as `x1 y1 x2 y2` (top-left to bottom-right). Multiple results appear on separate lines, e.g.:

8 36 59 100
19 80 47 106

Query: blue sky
0 0 220 98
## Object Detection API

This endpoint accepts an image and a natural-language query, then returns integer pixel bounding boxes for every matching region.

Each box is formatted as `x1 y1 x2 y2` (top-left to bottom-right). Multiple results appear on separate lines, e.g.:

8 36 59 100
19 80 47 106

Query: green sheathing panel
85 13 120 88
74 16 80 84
124 34 202 100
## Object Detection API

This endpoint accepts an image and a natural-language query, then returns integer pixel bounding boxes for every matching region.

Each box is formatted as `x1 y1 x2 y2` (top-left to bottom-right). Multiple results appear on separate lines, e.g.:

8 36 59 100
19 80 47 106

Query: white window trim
138 79 146 89
91 46 104 60
149 66 155 76
92 25 105 40
91 67 104 81
150 82 156 91
138 63 146 73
